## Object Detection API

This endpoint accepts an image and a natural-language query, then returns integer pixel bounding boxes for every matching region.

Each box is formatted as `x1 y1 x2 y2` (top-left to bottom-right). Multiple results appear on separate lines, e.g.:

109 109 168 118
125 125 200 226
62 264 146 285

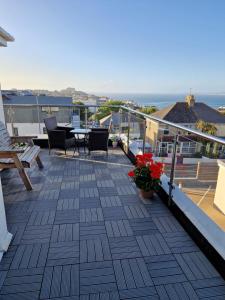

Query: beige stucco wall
215 124 225 137
146 119 159 148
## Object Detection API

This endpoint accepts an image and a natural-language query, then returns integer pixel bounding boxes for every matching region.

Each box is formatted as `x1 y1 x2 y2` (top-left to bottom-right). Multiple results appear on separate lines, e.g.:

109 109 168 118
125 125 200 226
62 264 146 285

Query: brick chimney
185 94 195 107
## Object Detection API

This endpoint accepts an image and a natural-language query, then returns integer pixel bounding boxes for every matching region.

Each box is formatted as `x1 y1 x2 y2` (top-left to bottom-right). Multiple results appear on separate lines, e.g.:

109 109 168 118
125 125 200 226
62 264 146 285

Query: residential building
146 94 225 156
3 95 76 135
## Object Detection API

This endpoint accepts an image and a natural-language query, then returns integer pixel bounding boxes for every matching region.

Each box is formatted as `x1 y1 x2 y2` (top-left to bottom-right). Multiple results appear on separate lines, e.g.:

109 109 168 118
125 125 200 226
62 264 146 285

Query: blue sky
1 0 225 94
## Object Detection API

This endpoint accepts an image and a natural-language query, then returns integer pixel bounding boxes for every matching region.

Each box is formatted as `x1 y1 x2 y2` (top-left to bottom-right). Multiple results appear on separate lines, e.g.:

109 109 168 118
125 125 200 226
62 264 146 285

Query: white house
0 26 14 261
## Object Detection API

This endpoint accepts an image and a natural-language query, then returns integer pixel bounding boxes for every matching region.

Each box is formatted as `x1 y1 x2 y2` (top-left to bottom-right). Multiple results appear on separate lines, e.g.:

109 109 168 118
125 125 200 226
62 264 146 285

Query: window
13 127 18 136
41 107 59 113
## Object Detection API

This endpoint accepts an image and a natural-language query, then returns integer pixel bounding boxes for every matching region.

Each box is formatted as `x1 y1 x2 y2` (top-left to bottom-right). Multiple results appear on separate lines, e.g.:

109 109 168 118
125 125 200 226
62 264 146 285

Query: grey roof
100 113 120 126
3 95 73 106
100 112 141 126
152 102 225 124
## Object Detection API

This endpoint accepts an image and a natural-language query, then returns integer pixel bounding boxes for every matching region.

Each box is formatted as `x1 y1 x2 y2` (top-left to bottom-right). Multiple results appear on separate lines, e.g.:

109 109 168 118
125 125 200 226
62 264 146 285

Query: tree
72 101 86 121
196 120 218 157
93 100 125 121
196 120 217 135
139 106 158 115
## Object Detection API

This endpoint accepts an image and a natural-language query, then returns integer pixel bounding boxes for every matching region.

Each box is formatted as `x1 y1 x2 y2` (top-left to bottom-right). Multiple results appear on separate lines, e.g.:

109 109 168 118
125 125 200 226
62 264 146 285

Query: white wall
214 160 225 214
0 88 12 261
0 89 5 124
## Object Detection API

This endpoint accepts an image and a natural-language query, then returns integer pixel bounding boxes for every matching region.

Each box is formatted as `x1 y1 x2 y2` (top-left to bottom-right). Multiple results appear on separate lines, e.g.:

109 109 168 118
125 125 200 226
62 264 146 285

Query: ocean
105 93 225 109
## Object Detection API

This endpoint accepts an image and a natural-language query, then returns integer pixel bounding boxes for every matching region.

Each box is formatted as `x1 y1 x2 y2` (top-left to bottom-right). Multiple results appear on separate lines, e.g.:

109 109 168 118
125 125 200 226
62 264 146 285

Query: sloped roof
152 102 225 124
3 95 73 106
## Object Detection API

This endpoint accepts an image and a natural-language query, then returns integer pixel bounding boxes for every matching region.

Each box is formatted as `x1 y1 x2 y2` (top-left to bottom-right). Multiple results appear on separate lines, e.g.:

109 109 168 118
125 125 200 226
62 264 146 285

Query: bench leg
18 168 32 191
14 155 33 191
36 155 44 169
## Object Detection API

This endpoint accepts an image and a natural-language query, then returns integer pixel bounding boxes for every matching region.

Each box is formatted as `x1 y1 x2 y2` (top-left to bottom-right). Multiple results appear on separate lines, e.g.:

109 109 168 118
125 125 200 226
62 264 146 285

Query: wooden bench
0 122 43 191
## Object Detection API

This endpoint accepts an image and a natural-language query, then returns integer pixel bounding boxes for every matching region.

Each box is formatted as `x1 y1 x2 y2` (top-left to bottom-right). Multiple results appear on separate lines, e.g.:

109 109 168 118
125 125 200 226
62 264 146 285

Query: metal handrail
4 103 225 145
121 106 225 146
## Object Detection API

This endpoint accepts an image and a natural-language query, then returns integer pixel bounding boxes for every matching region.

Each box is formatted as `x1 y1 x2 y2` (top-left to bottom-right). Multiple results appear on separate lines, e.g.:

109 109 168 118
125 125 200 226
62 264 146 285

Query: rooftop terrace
0 148 225 299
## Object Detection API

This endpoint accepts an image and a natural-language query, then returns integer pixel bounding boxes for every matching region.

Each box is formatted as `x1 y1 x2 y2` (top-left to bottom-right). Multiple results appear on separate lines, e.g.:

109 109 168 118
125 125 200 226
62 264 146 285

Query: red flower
143 153 153 160
128 170 135 177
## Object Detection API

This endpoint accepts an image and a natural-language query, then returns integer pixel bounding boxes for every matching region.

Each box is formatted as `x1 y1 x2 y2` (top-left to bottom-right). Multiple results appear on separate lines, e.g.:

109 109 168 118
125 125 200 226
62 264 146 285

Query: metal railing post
85 108 88 129
168 134 179 206
142 118 147 154
127 112 131 154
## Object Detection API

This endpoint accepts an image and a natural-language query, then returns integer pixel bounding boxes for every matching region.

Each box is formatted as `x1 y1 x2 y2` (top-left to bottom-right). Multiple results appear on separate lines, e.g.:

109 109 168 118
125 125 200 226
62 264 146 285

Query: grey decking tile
109 236 141 259
54 210 79 224
119 287 158 300
155 282 198 300
57 198 79 210
103 207 127 221
0 268 43 295
80 222 107 240
21 225 52 244
129 218 159 236
0 292 39 300
97 179 115 187
80 238 111 263
79 174 96 182
0 271 7 290
80 291 119 300
100 196 122 207
40 264 79 299
80 208 104 222
47 241 79 266
191 277 225 298
136 234 171 256
124 205 150 219
0 246 17 271
116 185 137 196
119 195 142 205
79 197 101 209
98 187 118 197
10 243 48 269
145 254 186 285
105 220 133 237
61 181 79 190
113 258 153 290
80 187 99 198
80 261 116 294
51 223 79 242
152 216 184 233
38 189 59 201
8 223 26 245
175 252 220 280
162 231 199 253
28 211 55 226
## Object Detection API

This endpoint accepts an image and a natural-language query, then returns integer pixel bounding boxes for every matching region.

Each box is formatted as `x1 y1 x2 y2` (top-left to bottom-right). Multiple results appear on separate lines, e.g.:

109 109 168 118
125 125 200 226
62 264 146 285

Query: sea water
105 93 225 109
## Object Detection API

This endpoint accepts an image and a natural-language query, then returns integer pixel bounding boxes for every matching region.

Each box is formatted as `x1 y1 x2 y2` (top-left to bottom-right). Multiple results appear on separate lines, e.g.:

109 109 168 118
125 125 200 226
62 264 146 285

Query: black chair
44 116 75 154
88 130 109 155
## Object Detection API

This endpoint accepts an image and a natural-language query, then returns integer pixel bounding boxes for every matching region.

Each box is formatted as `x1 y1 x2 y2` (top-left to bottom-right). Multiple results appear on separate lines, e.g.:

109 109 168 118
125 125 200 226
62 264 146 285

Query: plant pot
112 141 118 148
139 189 154 199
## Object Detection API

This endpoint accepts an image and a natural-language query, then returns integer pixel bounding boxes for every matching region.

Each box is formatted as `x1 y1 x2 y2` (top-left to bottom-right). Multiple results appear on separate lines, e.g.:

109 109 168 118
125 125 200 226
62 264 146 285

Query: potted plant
111 135 118 148
128 153 164 199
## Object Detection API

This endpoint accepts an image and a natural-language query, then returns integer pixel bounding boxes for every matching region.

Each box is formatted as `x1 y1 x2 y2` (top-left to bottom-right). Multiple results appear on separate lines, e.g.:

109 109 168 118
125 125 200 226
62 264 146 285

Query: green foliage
72 101 86 120
134 167 160 192
196 120 217 135
93 100 125 121
139 106 158 115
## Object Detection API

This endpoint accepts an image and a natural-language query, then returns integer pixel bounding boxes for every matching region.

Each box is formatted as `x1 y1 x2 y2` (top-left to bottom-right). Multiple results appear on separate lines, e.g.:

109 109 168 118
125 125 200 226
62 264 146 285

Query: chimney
185 94 195 107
